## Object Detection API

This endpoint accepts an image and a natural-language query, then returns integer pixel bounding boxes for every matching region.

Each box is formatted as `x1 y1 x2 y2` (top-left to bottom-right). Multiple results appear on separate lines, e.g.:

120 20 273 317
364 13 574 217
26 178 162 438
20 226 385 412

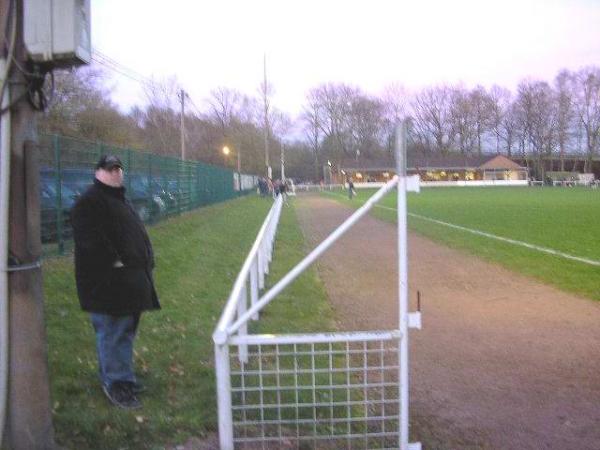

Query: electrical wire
90 47 204 118
91 48 154 88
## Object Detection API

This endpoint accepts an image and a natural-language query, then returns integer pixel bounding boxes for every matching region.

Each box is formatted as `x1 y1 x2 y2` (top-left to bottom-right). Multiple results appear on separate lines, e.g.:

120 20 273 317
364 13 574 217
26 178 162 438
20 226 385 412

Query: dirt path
294 194 600 450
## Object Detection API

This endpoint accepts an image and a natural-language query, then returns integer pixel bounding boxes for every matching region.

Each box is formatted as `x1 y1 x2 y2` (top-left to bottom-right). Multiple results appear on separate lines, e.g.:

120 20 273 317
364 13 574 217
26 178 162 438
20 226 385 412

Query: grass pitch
44 195 335 449
330 186 600 301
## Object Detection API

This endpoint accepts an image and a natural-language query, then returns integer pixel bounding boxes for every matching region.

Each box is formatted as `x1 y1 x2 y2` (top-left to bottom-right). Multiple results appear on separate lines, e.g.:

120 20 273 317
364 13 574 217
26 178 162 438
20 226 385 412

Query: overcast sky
91 0 600 117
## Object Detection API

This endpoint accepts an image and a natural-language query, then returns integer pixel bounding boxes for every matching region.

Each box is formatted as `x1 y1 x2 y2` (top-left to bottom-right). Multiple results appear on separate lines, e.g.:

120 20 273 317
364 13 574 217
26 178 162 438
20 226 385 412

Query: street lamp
222 145 241 175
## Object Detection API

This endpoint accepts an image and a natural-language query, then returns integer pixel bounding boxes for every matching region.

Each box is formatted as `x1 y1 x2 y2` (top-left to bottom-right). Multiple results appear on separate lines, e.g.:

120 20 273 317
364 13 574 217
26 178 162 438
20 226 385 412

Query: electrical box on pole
24 0 91 67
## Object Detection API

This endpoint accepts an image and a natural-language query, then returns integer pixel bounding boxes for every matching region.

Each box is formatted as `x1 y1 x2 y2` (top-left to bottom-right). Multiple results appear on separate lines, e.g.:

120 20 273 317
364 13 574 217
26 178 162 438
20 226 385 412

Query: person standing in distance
71 155 160 409
348 177 356 199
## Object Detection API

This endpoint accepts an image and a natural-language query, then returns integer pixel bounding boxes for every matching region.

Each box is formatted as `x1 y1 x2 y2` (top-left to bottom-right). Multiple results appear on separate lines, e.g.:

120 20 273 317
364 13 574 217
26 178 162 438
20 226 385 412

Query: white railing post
258 244 266 286
263 238 270 274
237 283 248 363
215 343 234 450
250 257 259 320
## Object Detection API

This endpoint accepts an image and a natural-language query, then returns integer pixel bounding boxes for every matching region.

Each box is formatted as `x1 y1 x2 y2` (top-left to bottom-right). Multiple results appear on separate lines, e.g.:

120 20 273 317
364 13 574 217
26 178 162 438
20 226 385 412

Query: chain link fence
39 134 257 256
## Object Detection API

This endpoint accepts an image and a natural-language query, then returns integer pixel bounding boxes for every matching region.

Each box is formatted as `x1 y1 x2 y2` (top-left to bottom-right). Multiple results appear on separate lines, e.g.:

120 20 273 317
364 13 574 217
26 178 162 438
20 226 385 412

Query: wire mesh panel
229 333 401 449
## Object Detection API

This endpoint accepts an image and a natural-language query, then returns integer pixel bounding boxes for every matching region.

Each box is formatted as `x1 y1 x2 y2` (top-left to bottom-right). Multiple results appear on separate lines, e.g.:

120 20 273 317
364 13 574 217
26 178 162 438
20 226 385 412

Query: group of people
257 176 291 200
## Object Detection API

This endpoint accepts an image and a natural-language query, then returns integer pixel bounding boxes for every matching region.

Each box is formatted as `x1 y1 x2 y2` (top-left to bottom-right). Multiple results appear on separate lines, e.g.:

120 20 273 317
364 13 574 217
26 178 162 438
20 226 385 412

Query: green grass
327 186 600 301
44 195 335 449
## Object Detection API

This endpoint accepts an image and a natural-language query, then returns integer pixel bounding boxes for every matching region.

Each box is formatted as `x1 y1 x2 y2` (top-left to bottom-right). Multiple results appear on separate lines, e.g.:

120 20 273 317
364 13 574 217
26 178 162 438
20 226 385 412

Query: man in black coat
71 155 160 409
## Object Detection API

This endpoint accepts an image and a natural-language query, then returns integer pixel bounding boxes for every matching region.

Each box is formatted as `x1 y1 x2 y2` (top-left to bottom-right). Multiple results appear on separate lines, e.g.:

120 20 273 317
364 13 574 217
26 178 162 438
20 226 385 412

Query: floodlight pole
263 54 271 178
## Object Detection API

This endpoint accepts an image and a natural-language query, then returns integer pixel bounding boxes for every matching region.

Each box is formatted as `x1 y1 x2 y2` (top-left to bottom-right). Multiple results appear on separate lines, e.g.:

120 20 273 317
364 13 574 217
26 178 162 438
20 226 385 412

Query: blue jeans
90 313 140 388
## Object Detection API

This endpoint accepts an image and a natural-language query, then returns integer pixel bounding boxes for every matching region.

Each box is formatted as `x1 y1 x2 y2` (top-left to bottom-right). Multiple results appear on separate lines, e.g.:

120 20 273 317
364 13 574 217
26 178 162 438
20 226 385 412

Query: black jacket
71 179 160 315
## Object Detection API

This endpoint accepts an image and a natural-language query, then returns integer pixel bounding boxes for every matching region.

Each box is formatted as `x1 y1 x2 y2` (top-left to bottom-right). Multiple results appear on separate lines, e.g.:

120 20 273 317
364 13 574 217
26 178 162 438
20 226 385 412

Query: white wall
353 180 529 189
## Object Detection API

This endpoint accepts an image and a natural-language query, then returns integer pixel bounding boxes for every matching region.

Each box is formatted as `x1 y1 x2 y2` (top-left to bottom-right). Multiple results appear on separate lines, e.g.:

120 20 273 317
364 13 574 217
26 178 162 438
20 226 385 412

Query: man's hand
113 260 124 268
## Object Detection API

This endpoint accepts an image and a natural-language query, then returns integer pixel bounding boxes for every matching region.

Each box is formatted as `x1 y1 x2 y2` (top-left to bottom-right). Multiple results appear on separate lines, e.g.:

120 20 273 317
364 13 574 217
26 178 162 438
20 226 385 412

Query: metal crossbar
213 122 422 450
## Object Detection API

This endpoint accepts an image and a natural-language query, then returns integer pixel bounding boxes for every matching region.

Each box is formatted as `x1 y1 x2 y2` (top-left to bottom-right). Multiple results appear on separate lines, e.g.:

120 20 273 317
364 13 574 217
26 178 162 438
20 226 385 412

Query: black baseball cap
96 155 123 170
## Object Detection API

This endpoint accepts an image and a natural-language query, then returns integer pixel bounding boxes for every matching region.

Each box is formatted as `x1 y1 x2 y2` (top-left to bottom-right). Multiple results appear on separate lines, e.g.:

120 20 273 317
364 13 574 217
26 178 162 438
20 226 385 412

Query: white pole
215 343 234 450
396 121 409 450
0 58 11 448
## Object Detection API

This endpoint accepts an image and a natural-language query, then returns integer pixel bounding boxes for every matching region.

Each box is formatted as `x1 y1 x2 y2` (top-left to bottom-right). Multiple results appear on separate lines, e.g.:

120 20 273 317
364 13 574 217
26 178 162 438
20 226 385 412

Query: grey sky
91 0 600 116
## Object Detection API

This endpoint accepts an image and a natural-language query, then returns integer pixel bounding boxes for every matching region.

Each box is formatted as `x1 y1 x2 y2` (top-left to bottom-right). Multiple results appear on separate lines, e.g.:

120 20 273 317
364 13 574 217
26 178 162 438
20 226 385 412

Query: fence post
188 162 193 210
250 257 259 320
53 135 64 254
177 159 182 215
258 246 265 289
237 283 248 363
215 343 234 450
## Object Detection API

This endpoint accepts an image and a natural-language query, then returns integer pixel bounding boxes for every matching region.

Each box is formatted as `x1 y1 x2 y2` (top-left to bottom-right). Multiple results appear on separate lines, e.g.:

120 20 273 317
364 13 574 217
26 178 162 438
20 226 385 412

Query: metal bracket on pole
406 175 421 193
408 312 422 329
5 258 42 272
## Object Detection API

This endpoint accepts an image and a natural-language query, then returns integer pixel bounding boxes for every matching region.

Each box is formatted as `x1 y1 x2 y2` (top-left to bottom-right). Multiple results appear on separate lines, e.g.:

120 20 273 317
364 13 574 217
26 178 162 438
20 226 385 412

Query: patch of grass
45 195 334 449
326 186 600 301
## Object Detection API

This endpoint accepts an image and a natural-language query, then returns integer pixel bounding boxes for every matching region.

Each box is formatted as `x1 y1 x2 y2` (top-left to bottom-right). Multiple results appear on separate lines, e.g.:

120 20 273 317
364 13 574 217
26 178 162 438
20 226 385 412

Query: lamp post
222 145 230 166
223 145 242 190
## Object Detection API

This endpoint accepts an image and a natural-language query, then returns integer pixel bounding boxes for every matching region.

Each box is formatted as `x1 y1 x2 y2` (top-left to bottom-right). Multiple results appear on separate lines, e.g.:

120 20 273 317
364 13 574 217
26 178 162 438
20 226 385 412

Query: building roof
478 155 524 170
340 153 526 171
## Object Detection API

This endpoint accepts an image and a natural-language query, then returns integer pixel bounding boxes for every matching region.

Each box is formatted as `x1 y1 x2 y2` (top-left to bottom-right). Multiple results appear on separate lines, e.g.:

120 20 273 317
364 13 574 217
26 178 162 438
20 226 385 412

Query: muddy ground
293 194 600 450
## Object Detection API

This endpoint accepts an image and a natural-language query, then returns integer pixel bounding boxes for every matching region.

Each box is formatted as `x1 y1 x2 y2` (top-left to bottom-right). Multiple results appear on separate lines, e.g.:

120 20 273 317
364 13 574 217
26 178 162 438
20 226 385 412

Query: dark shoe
131 380 146 394
102 381 142 409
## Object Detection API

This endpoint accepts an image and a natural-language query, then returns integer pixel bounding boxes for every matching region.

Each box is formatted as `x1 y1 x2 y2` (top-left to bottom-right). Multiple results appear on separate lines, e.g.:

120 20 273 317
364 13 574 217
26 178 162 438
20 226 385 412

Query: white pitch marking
323 190 600 267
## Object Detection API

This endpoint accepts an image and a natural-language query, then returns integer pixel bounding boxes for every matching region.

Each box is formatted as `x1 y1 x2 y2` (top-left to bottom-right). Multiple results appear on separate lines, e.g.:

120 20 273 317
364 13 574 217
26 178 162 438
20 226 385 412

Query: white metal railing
213 122 422 450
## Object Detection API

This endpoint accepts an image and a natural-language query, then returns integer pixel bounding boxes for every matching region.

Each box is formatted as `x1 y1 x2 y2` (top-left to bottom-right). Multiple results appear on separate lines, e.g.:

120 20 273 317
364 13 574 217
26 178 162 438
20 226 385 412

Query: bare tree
411 85 454 154
381 83 409 154
305 83 361 163
488 85 512 154
572 67 600 172
141 76 182 155
553 70 576 170
301 98 322 180
40 66 138 146
469 86 494 156
515 79 558 178
205 87 243 136
449 86 477 154
346 95 386 159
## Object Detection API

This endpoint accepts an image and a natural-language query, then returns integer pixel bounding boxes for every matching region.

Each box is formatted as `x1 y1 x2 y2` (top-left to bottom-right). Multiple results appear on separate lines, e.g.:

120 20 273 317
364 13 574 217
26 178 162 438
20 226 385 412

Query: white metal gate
213 123 421 449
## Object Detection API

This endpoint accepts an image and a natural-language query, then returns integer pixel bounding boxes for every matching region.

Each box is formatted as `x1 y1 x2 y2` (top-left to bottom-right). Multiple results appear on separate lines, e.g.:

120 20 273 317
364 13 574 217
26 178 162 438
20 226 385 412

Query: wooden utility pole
1 1 56 448
280 142 285 182
179 89 186 160
262 54 270 178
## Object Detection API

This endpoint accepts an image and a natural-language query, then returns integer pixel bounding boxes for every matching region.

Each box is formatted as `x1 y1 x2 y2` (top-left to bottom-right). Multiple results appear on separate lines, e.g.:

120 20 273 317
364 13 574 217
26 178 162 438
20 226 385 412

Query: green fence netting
38 134 257 256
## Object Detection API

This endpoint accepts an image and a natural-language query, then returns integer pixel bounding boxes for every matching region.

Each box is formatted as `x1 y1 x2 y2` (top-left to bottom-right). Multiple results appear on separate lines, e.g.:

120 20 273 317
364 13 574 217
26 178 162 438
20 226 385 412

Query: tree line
40 64 600 181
